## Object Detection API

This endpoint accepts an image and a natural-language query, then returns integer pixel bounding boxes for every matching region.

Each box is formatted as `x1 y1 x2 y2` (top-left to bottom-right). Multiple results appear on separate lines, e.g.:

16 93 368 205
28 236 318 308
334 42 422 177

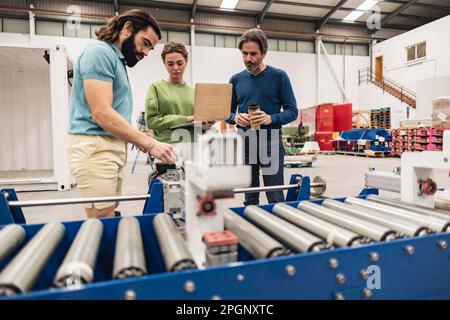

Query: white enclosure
0 45 73 191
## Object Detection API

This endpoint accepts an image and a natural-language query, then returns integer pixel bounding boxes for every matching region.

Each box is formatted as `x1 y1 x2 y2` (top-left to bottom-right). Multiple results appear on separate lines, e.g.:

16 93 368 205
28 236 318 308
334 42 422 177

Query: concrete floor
13 154 450 224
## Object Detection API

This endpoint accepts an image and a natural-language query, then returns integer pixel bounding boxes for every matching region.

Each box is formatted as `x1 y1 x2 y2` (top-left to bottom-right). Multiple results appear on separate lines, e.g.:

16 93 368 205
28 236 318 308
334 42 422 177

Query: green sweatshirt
145 80 195 144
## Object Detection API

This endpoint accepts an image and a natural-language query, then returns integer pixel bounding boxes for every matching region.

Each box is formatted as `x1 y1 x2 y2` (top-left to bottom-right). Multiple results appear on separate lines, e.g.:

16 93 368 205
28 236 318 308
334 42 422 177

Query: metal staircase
359 67 416 108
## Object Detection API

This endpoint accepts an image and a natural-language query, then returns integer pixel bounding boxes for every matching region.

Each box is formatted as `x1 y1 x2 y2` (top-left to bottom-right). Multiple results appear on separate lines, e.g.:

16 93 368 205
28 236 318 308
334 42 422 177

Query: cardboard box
432 97 450 128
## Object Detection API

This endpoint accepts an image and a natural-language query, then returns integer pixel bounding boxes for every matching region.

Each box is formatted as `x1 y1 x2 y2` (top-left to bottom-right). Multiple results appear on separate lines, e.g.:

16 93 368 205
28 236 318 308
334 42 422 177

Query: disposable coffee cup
248 104 261 130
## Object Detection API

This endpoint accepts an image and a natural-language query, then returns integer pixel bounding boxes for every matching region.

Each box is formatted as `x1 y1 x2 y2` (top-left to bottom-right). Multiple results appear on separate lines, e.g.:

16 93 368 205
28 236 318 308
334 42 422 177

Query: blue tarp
337 128 391 142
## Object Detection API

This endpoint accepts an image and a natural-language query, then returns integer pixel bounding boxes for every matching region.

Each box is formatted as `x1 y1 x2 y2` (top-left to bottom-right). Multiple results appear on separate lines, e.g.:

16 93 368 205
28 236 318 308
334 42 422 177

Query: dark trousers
240 129 285 206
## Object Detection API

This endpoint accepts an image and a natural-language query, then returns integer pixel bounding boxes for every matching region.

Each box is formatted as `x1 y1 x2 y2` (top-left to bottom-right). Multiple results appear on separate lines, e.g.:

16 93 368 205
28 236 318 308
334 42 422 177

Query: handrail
358 67 416 100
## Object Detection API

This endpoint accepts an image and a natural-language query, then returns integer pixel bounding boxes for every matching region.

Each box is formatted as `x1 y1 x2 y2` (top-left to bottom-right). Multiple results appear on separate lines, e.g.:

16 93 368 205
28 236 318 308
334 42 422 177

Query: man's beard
121 33 143 68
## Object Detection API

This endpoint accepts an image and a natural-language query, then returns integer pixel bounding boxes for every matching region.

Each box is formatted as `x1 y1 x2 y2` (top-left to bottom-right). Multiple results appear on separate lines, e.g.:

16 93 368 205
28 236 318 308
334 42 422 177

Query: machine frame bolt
360 269 369 280
184 280 196 293
334 293 345 300
285 265 296 277
405 245 415 255
336 273 346 284
362 288 372 299
438 240 448 249
124 289 136 300
369 252 379 262
328 258 339 269
237 274 245 282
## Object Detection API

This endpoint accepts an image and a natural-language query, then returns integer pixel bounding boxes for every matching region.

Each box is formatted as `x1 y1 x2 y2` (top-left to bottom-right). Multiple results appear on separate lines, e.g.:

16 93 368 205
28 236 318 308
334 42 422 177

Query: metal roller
223 209 290 259
113 216 147 279
0 225 26 263
0 222 65 296
323 199 430 237
298 201 397 242
153 213 197 272
345 197 450 232
435 197 450 212
272 203 364 247
367 195 450 221
53 219 103 288
243 206 326 253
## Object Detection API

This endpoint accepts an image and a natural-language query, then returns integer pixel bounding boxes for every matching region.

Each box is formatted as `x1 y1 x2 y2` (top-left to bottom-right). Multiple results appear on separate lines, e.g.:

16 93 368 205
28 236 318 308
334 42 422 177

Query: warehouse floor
14 155 450 224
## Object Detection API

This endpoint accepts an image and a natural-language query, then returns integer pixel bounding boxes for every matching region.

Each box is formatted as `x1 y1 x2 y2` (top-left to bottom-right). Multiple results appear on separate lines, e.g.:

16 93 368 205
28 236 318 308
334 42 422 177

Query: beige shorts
68 134 127 209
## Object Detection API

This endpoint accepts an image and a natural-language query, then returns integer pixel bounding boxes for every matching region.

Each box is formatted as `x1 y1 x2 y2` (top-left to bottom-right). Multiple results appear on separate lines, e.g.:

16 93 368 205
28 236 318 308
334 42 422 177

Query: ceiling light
220 0 239 10
343 0 379 22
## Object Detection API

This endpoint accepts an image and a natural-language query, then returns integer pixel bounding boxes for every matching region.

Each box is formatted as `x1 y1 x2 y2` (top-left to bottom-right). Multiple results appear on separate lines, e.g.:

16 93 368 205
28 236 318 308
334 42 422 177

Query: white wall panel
0 48 52 171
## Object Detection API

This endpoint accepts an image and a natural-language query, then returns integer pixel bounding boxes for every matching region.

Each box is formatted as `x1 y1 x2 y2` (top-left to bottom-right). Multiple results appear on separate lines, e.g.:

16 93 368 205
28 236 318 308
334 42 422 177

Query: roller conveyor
298 201 398 242
323 199 430 237
223 209 290 258
54 219 103 287
1 195 450 299
345 197 450 232
244 205 327 252
0 225 26 263
272 203 364 247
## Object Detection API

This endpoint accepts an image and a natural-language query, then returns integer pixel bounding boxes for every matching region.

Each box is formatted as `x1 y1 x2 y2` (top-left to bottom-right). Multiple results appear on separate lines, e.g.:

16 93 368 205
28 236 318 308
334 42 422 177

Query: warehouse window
168 31 190 45
36 21 63 37
353 44 369 56
2 18 29 34
406 41 426 62
224 35 237 48
215 34 225 47
297 41 315 53
286 40 297 53
267 38 278 51
196 33 215 47
160 30 168 43
90 25 99 39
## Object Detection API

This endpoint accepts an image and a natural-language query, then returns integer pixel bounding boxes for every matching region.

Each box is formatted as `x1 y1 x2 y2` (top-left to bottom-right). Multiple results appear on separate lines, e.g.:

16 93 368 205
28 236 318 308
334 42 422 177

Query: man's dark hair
96 9 161 42
238 28 268 55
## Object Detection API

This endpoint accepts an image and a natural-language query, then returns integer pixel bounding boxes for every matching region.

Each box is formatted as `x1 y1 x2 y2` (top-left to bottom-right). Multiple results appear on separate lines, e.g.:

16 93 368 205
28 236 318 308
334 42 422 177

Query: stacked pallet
391 128 448 156
371 108 391 129
370 108 391 129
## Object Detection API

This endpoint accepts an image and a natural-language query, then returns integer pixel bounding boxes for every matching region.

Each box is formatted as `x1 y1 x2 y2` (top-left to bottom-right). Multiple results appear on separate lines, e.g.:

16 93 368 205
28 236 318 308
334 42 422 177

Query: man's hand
137 133 177 163
202 121 216 131
149 140 177 164
186 115 194 123
235 113 251 127
250 110 272 126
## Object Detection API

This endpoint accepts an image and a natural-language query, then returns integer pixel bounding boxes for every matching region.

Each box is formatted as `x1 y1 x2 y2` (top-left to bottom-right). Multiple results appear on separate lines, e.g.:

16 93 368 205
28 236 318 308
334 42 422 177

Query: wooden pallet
284 162 313 168
335 151 388 158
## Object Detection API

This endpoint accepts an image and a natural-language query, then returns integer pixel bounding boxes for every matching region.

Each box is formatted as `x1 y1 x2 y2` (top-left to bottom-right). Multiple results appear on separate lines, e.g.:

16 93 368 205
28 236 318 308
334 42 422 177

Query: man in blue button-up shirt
68 9 176 218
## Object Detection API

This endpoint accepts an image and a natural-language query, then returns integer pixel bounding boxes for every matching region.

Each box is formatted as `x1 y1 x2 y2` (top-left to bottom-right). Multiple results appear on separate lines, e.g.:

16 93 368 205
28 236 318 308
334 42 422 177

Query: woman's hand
202 121 216 131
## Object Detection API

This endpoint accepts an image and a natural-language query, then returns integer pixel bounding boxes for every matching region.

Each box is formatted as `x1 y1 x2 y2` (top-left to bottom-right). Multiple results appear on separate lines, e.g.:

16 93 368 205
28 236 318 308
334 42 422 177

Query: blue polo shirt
68 40 133 136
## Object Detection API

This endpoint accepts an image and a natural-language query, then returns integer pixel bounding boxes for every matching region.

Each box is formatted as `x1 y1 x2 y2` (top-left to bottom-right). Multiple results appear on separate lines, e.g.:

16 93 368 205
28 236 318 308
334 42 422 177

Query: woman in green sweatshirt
145 42 198 144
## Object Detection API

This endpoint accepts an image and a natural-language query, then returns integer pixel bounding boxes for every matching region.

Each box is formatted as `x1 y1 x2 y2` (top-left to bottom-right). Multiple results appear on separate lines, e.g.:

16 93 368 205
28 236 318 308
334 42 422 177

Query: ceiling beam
371 0 418 34
248 0 438 22
257 0 274 26
100 0 422 31
190 0 198 21
315 0 348 31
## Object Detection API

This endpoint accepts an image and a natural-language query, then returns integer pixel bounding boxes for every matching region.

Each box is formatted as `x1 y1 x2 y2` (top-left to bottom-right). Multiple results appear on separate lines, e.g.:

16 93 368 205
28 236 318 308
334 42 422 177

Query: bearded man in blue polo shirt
228 28 298 206
68 9 176 218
